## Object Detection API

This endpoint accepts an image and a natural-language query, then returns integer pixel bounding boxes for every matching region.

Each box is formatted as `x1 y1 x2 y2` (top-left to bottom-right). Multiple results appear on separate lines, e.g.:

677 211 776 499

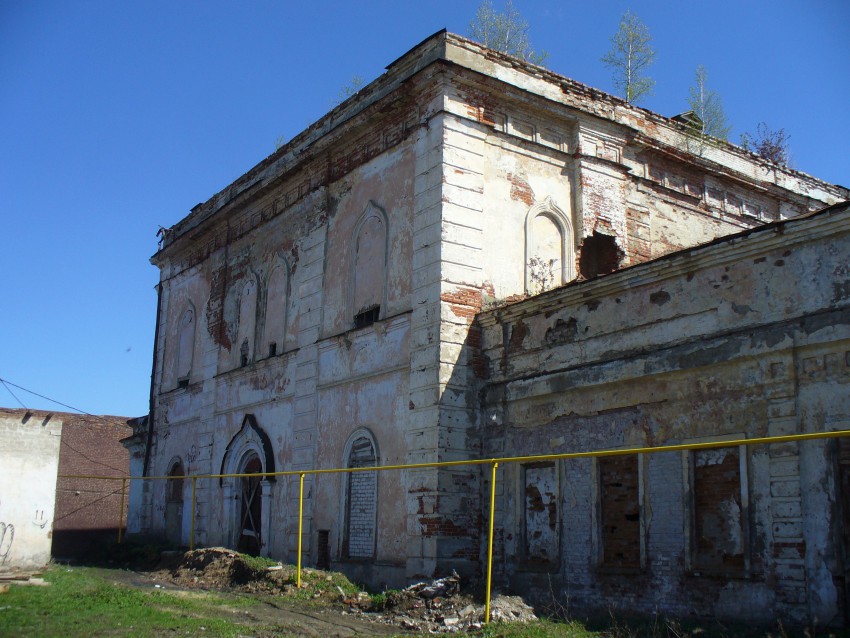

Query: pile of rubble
0 568 48 594
342 571 537 633
156 549 537 633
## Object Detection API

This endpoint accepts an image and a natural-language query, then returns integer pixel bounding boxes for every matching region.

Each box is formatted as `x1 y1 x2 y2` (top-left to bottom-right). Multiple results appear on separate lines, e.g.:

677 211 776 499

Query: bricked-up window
352 205 387 327
691 446 747 572
345 436 377 559
599 455 640 569
176 307 195 383
522 462 559 567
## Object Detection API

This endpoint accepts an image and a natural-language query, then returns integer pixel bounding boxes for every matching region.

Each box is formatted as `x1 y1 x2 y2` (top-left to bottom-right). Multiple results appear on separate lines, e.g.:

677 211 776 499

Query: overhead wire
0 376 129 426
0 375 132 473
0 378 28 410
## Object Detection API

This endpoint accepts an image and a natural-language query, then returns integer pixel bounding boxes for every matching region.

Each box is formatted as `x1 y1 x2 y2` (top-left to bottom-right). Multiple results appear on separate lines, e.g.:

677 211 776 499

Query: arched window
176 307 195 385
525 197 574 294
351 203 388 328
343 431 378 559
236 279 257 367
263 261 289 358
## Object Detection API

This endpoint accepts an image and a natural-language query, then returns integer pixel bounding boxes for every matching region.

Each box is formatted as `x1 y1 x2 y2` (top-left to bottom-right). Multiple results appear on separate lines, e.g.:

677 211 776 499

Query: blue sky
1 0 848 418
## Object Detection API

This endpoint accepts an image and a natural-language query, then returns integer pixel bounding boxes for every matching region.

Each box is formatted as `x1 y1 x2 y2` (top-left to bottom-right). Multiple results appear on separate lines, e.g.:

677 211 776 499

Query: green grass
476 618 597 637
279 565 361 602
5 562 814 638
0 564 600 637
239 553 279 572
0 566 266 638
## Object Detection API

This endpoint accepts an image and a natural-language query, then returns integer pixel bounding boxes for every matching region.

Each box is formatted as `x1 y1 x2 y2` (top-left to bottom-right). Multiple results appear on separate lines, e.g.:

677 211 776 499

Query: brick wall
347 470 377 558
51 412 132 558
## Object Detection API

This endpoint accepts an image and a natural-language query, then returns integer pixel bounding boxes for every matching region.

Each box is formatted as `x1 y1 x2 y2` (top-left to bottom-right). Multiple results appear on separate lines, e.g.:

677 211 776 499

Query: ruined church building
126 31 850 624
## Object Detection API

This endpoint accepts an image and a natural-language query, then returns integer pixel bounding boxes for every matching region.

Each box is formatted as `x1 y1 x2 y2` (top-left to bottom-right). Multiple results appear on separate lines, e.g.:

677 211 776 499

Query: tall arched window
351 203 388 328
344 431 378 559
176 307 195 386
263 261 289 358
236 279 257 367
525 197 574 294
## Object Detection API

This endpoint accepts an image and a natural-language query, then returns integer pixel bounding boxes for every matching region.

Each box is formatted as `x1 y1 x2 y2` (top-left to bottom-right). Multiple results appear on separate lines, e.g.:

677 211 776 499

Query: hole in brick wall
177 378 189 389
579 232 621 279
354 305 380 329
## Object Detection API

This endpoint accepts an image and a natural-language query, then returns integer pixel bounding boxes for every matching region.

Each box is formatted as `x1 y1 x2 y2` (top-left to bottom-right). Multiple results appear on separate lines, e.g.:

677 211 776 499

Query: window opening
354 305 380 329
522 461 559 567
240 340 249 367
599 455 640 569
691 447 746 572
268 342 277 358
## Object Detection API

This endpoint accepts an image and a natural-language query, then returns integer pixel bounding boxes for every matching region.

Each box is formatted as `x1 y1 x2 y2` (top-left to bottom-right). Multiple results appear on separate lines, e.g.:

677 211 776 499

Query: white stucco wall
0 412 62 569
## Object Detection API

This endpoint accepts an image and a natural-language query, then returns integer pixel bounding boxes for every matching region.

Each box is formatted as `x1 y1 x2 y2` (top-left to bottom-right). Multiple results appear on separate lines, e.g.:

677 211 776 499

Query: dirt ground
95 547 537 636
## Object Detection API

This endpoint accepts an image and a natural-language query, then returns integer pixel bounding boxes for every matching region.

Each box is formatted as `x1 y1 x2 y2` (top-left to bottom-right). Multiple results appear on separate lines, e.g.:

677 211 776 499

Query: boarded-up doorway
237 454 263 555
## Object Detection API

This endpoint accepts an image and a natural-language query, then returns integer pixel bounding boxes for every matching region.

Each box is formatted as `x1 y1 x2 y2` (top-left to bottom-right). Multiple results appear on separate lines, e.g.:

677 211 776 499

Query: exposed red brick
418 515 472 537
599 455 640 569
508 172 534 205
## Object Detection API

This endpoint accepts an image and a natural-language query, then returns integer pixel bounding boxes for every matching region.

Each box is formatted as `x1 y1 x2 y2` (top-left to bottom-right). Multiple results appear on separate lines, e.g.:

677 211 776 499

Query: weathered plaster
134 30 850 621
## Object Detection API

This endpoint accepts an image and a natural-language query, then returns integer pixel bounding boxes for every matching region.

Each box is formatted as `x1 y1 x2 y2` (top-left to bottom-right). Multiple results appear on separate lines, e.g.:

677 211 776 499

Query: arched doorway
237 453 263 555
165 459 184 546
220 414 276 557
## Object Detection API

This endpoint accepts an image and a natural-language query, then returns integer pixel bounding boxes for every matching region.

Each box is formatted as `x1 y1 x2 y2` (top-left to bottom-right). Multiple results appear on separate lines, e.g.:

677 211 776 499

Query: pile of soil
154 548 537 633
344 572 537 633
167 547 271 589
